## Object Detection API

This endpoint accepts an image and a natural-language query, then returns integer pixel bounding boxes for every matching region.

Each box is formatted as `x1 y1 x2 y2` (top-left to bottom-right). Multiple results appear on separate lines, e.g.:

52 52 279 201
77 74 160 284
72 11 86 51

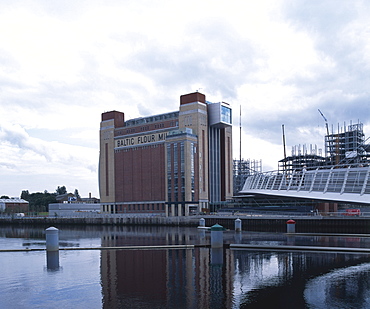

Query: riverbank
0 215 199 227
2 214 370 233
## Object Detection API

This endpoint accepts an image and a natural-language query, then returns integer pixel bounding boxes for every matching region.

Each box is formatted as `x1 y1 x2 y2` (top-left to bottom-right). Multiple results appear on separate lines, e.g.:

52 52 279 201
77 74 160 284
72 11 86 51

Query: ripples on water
304 263 370 309
1 225 370 308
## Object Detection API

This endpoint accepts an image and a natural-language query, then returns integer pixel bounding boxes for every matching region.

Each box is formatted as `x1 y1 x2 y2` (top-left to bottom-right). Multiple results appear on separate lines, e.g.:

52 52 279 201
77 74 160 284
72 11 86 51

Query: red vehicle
344 209 361 216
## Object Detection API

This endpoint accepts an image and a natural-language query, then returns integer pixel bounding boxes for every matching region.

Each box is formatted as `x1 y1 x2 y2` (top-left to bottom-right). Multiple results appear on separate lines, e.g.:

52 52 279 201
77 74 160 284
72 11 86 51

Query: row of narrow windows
102 204 165 213
114 144 161 153
115 121 179 136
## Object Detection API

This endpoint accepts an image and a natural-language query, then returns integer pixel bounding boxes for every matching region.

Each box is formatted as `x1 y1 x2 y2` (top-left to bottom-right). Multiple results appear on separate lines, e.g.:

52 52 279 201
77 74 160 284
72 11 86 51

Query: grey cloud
284 1 370 81
119 20 256 104
240 1 370 151
0 124 98 176
0 49 19 73
0 162 17 170
87 164 97 173
243 92 370 151
0 125 53 161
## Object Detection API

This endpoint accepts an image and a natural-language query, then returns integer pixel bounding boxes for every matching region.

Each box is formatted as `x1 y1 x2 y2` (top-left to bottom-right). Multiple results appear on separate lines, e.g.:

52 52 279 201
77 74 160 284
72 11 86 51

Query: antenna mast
282 124 287 172
239 105 242 165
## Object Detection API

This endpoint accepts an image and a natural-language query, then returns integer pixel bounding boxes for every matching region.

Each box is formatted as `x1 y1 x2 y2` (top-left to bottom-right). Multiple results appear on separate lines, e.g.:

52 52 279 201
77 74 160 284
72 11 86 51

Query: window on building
174 143 178 201
167 144 172 202
191 143 195 201
221 105 232 124
181 143 185 201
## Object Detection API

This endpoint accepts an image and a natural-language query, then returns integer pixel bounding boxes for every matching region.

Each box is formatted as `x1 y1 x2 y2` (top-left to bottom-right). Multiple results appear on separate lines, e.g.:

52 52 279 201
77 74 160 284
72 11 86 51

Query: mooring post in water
45 227 59 251
211 224 224 248
199 218 205 227
286 220 296 233
211 248 223 266
235 218 242 232
46 251 60 271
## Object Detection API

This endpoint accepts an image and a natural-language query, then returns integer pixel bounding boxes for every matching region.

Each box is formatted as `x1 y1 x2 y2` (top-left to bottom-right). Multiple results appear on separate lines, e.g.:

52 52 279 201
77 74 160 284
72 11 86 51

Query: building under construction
278 144 326 172
325 122 369 165
233 159 262 195
279 121 370 173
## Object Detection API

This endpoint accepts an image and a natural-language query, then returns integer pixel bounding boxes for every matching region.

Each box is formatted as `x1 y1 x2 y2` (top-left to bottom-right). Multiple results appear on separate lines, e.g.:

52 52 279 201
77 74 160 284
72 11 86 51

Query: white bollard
235 218 242 232
45 227 59 251
234 232 242 244
211 224 224 248
199 218 205 227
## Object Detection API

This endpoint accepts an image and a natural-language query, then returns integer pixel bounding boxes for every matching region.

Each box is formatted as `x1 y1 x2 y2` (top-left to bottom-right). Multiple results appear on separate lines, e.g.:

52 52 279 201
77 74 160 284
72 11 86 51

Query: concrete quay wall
205 217 370 234
1 215 370 234
0 215 199 227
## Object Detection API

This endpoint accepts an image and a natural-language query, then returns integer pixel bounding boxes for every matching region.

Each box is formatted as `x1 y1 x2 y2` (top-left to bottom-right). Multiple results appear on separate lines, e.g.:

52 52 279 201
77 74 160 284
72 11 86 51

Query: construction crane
318 109 332 161
318 109 330 137
318 109 340 164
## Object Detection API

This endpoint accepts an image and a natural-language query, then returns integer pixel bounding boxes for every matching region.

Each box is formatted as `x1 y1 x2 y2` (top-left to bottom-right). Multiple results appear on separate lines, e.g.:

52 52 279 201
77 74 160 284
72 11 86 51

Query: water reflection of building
99 229 370 308
100 231 235 308
231 250 370 307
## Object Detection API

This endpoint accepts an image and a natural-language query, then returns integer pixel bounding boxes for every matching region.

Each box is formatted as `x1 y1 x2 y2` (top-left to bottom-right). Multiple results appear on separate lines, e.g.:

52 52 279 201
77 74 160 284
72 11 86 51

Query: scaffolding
279 144 325 173
279 121 370 174
325 122 368 165
233 159 262 195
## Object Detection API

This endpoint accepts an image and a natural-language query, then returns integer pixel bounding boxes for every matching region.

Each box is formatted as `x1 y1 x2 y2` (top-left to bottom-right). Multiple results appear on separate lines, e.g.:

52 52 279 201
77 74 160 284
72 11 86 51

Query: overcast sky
1 0 370 198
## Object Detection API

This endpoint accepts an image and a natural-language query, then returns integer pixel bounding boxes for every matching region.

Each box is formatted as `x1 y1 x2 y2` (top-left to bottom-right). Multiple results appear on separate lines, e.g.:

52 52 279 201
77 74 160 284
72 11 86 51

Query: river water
1 225 370 308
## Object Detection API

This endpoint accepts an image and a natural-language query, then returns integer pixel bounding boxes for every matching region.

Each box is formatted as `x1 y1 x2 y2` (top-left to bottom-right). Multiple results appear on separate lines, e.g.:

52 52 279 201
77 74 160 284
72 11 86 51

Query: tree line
19 186 80 213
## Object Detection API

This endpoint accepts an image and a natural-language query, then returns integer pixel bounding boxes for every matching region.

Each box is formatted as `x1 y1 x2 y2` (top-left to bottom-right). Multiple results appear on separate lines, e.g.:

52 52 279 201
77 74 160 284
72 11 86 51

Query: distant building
233 159 262 195
80 195 100 204
56 193 77 203
48 202 100 217
0 198 29 213
99 91 233 216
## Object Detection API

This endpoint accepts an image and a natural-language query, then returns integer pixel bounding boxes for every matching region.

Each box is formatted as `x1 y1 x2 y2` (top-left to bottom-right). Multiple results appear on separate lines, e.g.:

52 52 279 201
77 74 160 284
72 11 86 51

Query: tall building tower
98 92 232 216
207 101 233 205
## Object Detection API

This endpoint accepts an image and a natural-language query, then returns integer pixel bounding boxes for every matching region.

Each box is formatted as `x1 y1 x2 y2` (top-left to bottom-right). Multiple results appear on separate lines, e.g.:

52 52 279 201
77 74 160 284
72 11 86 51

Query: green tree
1 195 10 199
56 186 67 195
21 190 29 200
28 192 57 213
20 190 57 213
74 189 81 200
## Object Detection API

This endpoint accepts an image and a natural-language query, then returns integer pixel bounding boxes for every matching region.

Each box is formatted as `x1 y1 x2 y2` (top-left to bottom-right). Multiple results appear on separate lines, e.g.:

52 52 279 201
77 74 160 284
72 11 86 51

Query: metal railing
242 163 370 197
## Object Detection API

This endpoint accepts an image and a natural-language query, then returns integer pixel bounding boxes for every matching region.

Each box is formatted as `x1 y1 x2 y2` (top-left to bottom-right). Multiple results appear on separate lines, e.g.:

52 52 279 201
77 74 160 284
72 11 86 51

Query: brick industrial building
0 198 29 214
99 91 233 216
